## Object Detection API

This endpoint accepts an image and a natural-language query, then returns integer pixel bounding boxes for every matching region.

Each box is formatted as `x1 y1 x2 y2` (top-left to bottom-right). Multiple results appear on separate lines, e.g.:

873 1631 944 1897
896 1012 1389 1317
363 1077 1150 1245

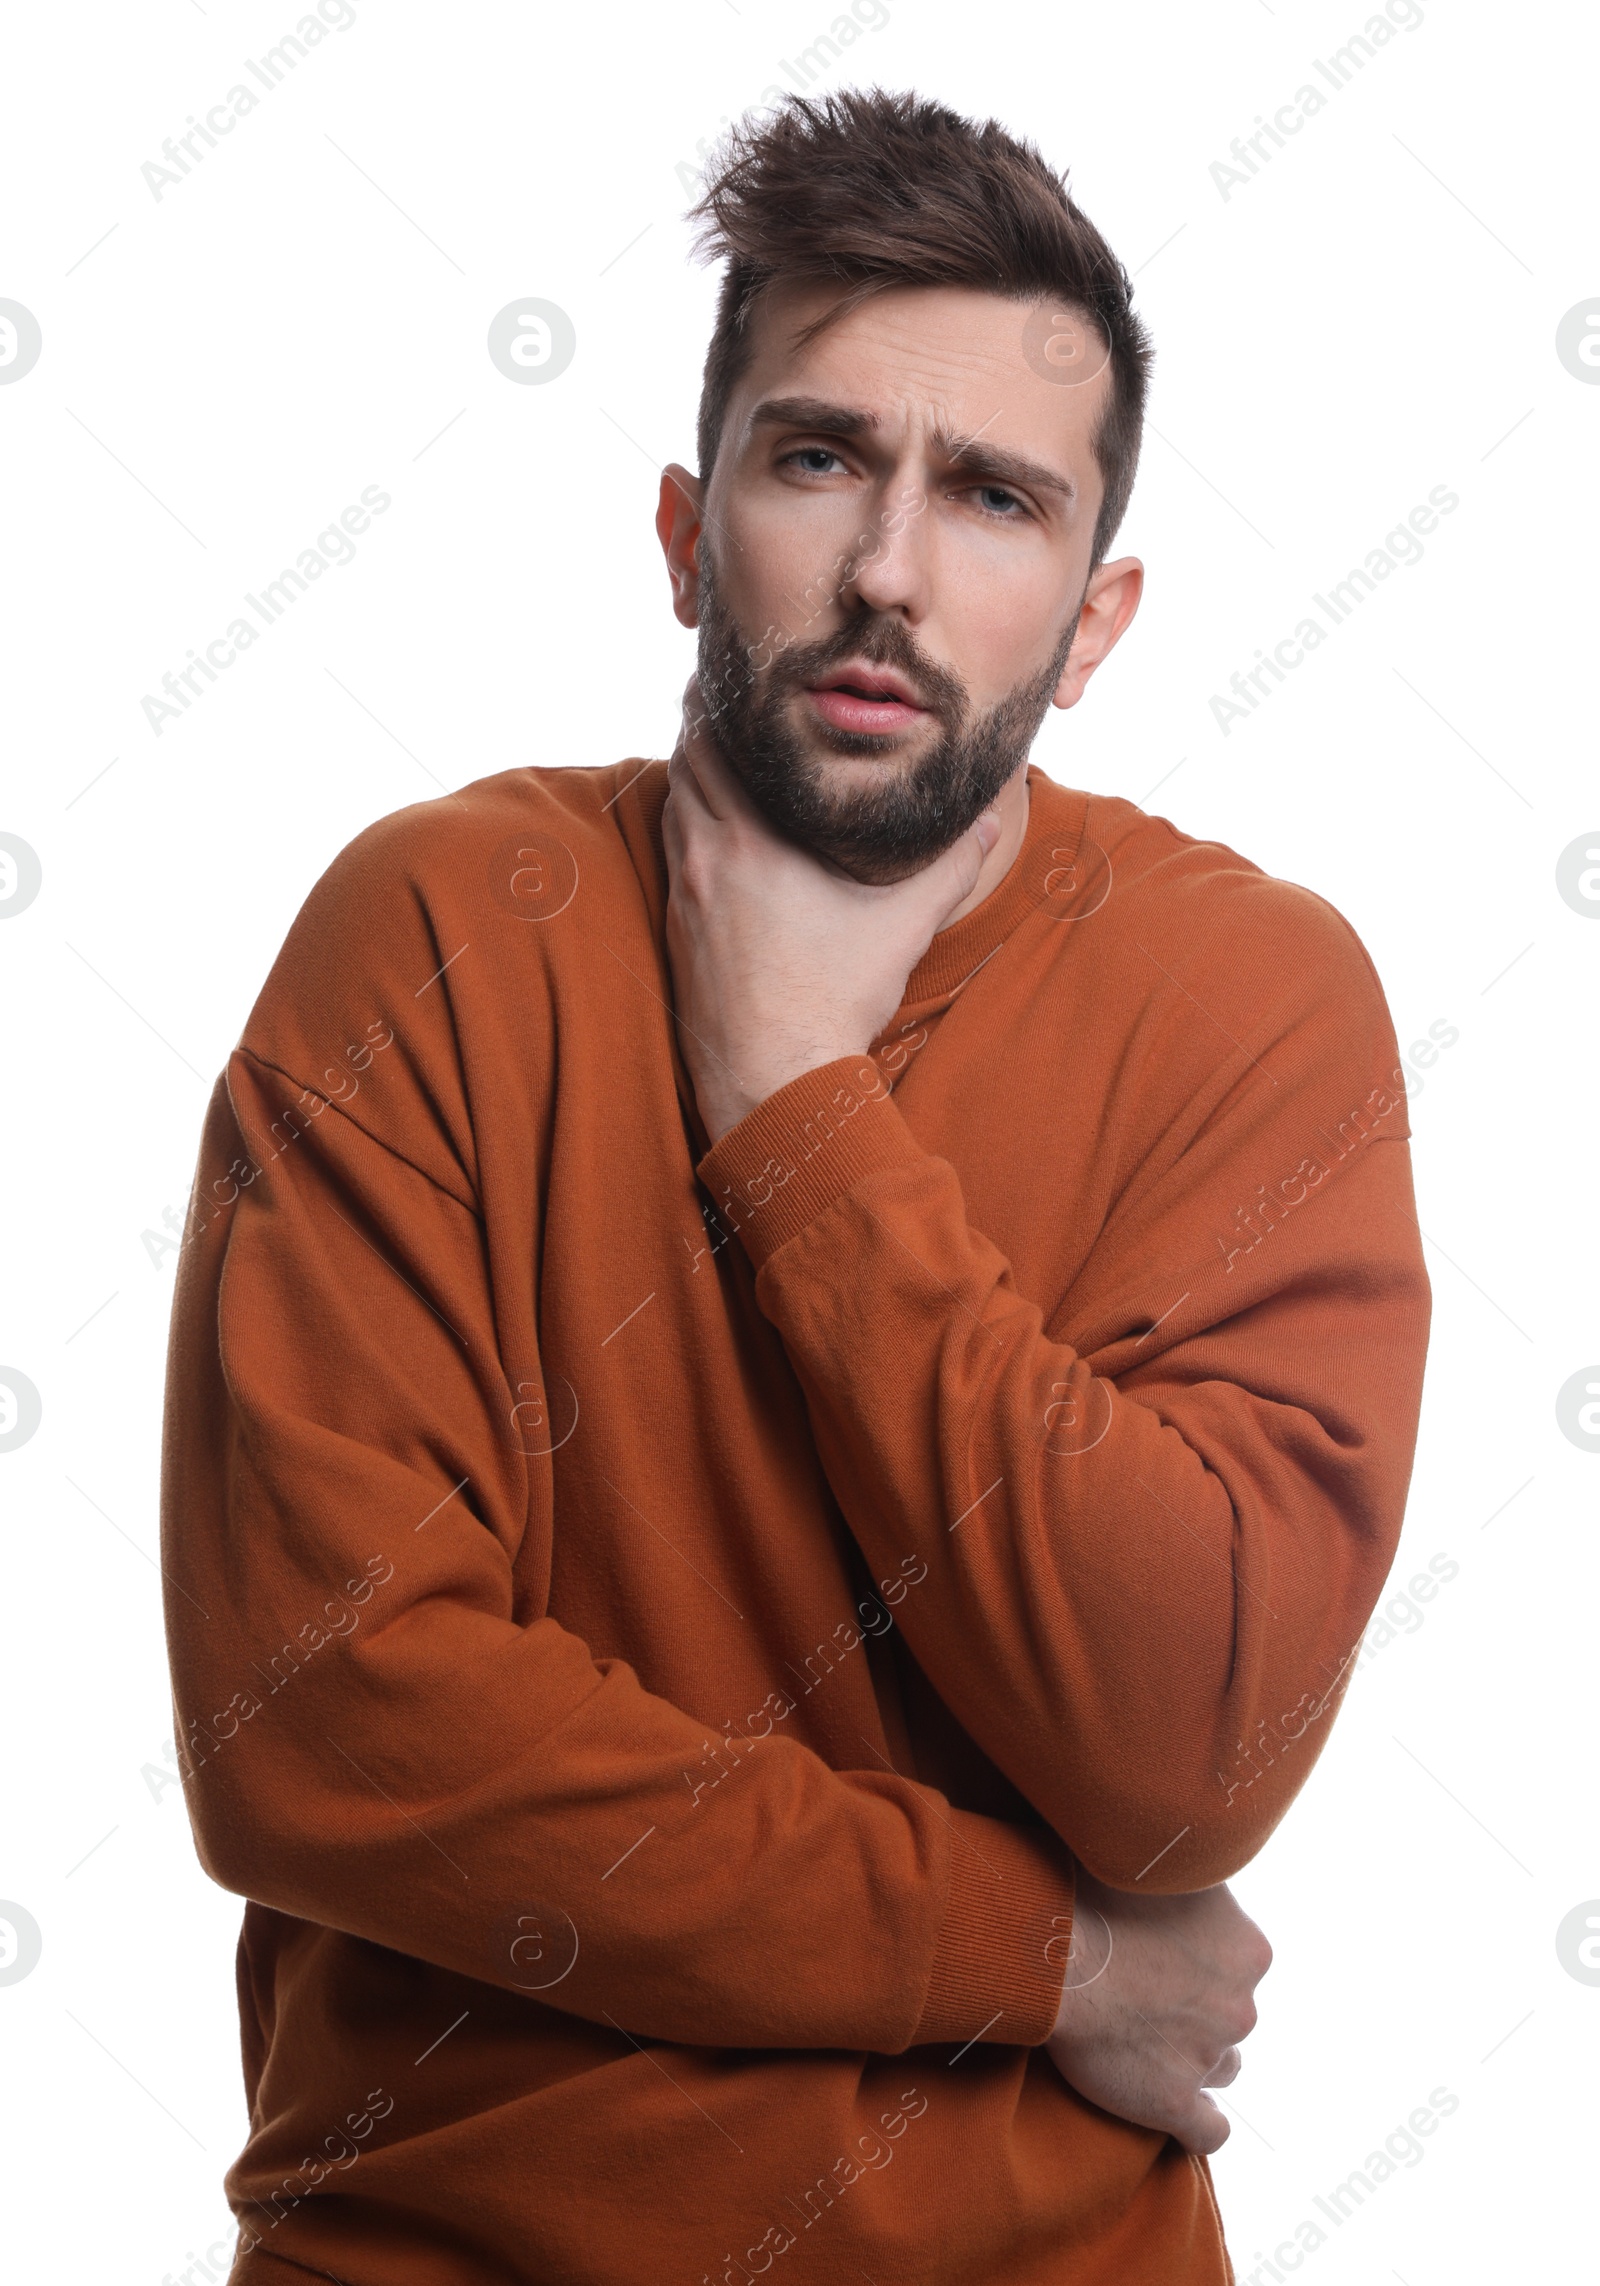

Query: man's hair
686 88 1154 567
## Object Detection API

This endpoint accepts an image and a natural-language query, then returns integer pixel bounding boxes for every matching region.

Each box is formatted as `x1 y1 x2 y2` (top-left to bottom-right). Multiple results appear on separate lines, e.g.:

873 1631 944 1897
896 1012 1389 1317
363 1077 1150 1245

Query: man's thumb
911 806 1000 931
928 807 999 927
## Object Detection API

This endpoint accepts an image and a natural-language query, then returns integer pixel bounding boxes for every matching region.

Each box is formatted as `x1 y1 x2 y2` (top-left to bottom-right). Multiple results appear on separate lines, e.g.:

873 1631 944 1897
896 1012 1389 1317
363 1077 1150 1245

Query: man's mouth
804 663 930 737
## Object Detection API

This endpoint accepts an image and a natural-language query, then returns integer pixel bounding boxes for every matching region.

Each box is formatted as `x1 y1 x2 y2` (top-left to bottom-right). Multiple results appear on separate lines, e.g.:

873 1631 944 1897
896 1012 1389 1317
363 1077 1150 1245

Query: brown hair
686 88 1154 567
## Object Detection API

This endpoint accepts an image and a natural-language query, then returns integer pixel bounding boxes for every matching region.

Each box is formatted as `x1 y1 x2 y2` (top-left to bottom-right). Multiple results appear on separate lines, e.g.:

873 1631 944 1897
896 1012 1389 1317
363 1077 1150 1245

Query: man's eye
975 485 1026 518
785 446 846 474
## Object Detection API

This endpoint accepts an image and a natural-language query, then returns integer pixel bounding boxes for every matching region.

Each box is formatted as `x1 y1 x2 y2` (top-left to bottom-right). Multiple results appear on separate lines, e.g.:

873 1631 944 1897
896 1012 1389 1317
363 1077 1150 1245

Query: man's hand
661 676 999 1145
1044 1869 1272 2155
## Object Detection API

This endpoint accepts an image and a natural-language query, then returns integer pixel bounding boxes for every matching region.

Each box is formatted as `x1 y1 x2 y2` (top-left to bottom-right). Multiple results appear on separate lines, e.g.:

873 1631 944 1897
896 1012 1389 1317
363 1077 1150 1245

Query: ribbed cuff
694 1055 928 1273
909 1810 1077 2051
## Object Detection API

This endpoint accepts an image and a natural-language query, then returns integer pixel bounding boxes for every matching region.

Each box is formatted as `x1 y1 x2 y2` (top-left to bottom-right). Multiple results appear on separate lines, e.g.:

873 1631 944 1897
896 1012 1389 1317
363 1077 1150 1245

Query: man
160 89 1430 2286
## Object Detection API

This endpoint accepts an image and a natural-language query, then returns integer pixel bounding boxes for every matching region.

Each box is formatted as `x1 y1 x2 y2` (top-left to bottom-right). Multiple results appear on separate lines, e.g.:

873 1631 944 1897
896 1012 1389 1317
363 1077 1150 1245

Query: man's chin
768 789 977 887
799 835 938 887
705 691 986 883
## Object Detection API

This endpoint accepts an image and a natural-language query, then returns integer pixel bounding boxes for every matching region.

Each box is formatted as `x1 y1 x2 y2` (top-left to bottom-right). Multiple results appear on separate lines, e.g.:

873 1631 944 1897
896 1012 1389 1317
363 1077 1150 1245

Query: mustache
759 613 969 725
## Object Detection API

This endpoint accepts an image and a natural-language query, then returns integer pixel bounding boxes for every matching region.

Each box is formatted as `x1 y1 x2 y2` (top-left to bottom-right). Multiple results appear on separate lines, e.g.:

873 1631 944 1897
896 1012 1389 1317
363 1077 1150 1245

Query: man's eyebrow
930 427 1076 503
745 398 1076 505
745 396 879 439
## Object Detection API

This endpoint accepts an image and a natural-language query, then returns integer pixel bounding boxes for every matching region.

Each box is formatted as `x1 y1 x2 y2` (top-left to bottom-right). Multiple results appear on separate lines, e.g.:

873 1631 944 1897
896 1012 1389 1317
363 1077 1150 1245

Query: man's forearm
164 1045 1077 2057
694 1051 1428 1891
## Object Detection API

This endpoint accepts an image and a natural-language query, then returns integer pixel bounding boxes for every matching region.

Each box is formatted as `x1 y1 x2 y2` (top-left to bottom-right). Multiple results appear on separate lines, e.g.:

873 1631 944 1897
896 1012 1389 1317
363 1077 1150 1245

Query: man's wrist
1047 1872 1114 2039
908 1810 1079 2051
699 1037 865 1145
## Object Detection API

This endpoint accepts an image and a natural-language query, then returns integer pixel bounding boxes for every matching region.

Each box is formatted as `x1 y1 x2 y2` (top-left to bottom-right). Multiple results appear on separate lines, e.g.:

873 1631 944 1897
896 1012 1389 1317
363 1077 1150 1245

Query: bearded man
161 87 1430 2286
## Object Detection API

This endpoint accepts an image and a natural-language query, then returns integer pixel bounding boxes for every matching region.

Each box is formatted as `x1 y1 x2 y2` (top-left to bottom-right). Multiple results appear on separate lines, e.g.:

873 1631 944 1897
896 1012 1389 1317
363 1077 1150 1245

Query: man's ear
1052 556 1144 710
657 463 705 630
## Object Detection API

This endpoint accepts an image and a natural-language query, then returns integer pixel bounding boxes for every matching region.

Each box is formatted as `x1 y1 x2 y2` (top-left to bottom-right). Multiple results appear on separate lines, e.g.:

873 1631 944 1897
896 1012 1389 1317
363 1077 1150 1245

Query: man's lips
803 665 930 736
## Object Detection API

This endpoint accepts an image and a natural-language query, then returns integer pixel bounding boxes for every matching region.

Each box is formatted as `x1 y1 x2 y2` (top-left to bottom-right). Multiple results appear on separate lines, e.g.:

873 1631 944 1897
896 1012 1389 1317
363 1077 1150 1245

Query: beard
693 549 1082 885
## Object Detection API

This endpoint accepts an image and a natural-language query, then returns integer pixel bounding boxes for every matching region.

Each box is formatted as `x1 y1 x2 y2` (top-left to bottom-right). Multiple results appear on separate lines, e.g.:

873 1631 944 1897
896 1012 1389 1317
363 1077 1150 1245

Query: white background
1 0 1594 2279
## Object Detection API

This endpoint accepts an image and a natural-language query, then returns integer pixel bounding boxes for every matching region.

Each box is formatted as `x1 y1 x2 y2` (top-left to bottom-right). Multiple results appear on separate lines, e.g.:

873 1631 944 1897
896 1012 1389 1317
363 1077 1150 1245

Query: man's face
669 281 1124 884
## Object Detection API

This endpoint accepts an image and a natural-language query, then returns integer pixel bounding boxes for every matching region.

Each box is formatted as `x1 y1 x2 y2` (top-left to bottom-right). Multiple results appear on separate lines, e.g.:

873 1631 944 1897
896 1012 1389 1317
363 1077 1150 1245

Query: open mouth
804 667 929 736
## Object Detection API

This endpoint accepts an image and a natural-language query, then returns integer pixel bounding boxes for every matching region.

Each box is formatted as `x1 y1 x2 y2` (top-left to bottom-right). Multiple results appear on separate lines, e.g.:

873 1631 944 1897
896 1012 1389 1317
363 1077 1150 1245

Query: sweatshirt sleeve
694 895 1432 1894
158 1044 1075 2054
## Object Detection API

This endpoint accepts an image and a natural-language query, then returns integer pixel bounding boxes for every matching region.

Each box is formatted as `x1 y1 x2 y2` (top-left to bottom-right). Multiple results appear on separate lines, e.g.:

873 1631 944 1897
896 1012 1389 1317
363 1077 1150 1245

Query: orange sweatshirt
160 756 1430 2286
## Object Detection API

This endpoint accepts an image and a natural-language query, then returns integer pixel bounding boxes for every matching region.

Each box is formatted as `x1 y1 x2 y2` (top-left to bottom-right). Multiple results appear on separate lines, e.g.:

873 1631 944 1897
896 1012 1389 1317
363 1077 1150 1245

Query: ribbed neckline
621 758 1088 1015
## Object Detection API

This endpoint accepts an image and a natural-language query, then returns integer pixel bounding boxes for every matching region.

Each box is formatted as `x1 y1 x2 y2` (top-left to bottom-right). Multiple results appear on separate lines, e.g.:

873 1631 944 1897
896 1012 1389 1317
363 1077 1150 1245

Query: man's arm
693 1045 1429 1893
159 1043 1077 2055
666 711 1432 1894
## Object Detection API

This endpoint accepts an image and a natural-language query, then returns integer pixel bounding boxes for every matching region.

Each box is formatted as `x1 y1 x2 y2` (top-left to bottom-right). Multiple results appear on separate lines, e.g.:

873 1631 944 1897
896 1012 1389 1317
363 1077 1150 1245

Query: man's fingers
915 808 999 931
665 684 732 847
665 744 715 830
669 675 704 761
672 680 750 825
660 777 686 872
668 676 722 807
